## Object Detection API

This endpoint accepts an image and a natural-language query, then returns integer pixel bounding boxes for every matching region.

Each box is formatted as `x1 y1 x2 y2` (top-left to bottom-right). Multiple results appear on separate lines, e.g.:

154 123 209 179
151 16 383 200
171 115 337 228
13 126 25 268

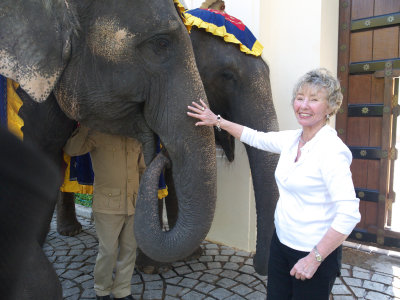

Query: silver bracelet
216 115 221 131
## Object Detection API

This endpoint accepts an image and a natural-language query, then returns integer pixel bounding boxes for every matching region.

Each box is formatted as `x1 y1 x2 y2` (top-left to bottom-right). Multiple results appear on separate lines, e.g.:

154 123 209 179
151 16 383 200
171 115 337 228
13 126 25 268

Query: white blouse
240 125 361 251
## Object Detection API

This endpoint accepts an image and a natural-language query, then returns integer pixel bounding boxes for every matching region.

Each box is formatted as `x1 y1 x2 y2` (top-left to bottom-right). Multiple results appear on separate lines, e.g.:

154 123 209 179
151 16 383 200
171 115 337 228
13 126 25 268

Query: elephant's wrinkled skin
161 28 279 275
0 0 217 297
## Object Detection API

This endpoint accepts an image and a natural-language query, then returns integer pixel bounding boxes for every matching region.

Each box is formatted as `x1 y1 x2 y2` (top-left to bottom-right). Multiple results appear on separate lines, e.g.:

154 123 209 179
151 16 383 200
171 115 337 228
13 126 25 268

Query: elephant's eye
221 70 235 81
138 35 172 65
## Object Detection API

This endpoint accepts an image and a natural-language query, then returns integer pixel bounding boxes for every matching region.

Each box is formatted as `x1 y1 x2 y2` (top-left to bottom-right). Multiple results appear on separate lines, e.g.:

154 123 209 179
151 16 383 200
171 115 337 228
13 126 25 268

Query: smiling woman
187 68 360 300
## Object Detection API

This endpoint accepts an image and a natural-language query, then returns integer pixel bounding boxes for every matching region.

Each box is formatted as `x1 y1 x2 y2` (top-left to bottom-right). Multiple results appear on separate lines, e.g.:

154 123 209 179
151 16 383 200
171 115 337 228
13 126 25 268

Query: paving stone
60 270 83 280
246 291 267 299
141 273 162 281
253 283 267 293
207 262 222 269
245 258 253 265
181 290 206 300
353 269 371 280
61 280 77 289
221 249 235 255
166 277 182 285
145 280 163 290
236 274 255 284
225 295 246 300
62 287 80 298
67 262 85 269
220 270 239 279
194 282 216 294
239 265 255 274
209 287 233 299
332 296 355 300
81 278 94 289
190 262 207 271
331 284 352 295
185 271 202 280
230 256 245 263
340 269 351 277
199 273 219 283
343 277 362 287
349 286 366 298
384 285 399 297
131 283 144 294
174 265 192 275
166 285 187 297
365 291 392 300
363 280 385 293
224 262 240 270
216 278 236 288
235 251 250 257
205 268 223 275
179 278 199 288
142 289 163 299
205 250 219 256
371 273 393 285
231 283 253 296
205 244 219 249
199 256 213 262
214 255 229 262
64 294 80 300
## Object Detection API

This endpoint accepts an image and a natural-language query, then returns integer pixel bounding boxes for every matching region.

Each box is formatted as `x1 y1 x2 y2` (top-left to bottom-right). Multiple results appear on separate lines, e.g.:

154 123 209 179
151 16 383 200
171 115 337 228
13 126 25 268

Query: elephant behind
163 11 279 275
0 0 217 298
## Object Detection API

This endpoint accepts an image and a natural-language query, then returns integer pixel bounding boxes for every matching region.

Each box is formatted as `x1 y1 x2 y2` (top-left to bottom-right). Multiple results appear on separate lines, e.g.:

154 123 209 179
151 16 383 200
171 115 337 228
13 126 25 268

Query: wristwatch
312 246 323 262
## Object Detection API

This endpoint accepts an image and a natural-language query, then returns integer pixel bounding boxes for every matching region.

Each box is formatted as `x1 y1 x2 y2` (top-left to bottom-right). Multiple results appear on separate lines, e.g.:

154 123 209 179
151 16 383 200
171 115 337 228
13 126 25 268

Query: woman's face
293 85 332 132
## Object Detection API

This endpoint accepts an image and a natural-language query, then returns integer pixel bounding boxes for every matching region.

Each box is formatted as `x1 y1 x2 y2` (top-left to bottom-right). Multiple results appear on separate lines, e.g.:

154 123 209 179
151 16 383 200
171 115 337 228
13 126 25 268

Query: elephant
159 23 280 276
0 0 218 296
0 128 63 299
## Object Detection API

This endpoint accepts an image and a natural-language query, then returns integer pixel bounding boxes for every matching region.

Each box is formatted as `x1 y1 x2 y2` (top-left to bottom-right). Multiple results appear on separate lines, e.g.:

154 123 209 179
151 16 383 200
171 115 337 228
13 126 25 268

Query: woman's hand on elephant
187 99 218 127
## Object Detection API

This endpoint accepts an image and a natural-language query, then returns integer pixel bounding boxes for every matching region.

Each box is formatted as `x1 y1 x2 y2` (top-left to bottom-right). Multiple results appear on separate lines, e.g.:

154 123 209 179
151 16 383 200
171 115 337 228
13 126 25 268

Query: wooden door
337 0 400 247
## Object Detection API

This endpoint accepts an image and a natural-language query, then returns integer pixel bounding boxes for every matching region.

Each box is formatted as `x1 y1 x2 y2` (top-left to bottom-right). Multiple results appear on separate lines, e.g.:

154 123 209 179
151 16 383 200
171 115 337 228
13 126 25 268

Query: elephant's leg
56 192 82 236
17 89 81 236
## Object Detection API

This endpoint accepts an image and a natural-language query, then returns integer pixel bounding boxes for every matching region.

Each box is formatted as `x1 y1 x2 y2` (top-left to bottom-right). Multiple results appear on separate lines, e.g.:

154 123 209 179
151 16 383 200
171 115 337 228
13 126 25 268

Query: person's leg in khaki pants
112 214 136 298
93 213 136 298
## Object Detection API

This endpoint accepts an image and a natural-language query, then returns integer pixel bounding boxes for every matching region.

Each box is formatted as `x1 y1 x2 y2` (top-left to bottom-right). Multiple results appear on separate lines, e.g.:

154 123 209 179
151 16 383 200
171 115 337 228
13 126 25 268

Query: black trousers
266 231 342 300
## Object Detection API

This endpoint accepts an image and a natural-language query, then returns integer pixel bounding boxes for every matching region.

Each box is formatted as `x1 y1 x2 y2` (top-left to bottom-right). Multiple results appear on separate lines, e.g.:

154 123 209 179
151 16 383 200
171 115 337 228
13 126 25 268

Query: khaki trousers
93 212 136 298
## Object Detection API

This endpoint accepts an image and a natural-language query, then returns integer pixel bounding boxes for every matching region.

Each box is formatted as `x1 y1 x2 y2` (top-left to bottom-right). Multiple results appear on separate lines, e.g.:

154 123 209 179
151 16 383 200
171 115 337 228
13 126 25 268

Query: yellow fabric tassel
7 79 23 140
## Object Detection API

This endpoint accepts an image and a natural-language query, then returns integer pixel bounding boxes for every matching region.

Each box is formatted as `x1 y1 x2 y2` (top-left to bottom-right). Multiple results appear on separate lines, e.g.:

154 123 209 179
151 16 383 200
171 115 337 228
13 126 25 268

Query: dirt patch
343 247 400 276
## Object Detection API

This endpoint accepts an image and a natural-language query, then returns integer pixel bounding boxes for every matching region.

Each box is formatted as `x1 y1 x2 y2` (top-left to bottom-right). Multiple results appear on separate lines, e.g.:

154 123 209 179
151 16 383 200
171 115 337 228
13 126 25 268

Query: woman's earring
326 114 330 120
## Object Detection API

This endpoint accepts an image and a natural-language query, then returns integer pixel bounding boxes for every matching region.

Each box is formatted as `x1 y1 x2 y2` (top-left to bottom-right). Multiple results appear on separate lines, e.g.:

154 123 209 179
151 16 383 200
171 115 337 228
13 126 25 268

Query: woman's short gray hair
291 68 343 117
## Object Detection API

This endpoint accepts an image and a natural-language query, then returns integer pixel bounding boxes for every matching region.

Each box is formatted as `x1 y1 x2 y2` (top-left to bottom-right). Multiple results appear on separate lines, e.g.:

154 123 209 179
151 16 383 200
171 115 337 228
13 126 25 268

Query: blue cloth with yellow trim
183 8 263 56
69 154 94 185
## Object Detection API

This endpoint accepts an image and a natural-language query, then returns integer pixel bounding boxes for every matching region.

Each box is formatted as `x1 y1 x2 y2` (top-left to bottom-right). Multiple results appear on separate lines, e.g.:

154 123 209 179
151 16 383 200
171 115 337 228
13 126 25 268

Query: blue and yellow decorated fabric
183 8 263 56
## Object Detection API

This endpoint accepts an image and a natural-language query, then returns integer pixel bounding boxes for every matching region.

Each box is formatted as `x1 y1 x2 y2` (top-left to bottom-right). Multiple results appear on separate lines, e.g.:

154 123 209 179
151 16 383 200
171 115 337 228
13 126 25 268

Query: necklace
299 135 307 144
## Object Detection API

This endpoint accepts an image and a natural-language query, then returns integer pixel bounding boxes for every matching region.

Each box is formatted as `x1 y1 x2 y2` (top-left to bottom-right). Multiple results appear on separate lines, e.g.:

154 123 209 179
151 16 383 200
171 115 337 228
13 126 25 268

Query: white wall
260 0 339 130
185 0 340 252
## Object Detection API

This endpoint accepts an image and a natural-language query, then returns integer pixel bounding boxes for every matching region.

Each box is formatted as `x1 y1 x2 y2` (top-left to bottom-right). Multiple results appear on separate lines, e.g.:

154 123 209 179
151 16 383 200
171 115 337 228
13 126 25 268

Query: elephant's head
190 28 279 275
0 0 217 262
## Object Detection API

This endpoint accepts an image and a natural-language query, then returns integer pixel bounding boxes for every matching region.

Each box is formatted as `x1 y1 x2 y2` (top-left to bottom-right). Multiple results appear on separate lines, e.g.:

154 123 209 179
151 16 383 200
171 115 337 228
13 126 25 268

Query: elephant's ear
0 0 76 102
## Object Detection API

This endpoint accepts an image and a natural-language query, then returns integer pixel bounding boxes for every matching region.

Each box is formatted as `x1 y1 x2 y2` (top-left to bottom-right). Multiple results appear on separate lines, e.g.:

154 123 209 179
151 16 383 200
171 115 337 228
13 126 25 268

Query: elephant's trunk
134 128 217 262
245 147 279 275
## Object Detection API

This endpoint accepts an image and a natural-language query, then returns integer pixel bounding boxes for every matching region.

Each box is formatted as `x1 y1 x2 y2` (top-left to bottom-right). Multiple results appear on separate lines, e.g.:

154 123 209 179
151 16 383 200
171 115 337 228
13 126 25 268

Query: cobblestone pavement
44 214 400 299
